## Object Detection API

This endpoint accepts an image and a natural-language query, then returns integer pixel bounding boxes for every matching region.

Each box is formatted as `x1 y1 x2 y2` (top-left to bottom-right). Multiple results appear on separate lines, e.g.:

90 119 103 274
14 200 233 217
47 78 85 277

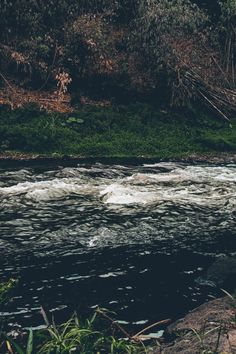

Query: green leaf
67 117 77 123
26 329 33 354
76 118 84 124
67 117 84 124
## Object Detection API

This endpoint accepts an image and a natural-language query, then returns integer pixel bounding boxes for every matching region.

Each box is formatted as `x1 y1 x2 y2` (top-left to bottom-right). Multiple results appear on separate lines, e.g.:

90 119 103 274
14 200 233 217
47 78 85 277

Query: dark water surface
0 160 235 331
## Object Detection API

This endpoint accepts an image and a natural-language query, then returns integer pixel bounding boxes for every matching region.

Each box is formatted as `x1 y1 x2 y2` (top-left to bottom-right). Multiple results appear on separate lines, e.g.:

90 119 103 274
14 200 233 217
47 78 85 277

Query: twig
96 308 132 339
0 72 16 92
199 91 230 121
214 322 223 353
38 98 70 103
38 43 58 91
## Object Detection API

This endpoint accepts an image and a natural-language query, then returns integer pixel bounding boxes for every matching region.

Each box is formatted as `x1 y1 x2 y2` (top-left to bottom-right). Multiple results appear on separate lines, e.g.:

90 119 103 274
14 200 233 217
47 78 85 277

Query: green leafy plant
38 314 100 353
38 309 146 354
2 306 161 353
0 279 18 306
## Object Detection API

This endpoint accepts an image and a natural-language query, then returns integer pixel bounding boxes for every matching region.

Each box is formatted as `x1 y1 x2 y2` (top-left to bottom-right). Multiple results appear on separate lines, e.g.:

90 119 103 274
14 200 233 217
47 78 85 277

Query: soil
156 297 236 354
0 152 235 164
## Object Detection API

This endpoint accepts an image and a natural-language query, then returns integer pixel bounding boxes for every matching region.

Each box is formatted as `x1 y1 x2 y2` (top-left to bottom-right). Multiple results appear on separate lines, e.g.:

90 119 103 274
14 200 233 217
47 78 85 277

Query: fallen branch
96 307 170 343
96 308 132 339
199 90 230 121
0 72 16 92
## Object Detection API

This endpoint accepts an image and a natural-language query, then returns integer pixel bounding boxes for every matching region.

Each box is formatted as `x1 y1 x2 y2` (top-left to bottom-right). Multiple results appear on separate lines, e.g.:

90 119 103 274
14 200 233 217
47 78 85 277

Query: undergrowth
0 103 235 158
0 308 155 354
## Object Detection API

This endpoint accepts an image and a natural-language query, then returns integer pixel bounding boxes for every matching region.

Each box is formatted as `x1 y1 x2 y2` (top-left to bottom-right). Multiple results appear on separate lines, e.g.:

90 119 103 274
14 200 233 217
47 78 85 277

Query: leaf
67 117 78 123
4 336 24 354
221 288 234 300
76 118 84 124
40 307 50 326
6 341 14 354
26 329 33 354
66 117 84 124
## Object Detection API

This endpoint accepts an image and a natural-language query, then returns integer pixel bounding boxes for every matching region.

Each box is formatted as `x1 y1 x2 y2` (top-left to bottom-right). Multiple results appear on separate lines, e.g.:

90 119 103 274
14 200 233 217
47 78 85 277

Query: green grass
0 103 235 158
1 308 149 354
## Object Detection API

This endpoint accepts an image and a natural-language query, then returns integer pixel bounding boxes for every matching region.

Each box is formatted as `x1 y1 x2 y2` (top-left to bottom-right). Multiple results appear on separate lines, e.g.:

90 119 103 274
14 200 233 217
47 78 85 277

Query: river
0 160 235 331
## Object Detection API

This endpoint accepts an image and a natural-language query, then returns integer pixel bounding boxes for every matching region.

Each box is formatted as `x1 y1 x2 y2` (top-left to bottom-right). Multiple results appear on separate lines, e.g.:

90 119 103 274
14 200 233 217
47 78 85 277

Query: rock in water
206 256 236 288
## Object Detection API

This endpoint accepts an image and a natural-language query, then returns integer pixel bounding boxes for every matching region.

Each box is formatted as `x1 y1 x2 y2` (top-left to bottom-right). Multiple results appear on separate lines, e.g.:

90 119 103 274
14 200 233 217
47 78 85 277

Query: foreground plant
2 308 155 353
3 329 33 354
38 308 150 354
0 280 166 353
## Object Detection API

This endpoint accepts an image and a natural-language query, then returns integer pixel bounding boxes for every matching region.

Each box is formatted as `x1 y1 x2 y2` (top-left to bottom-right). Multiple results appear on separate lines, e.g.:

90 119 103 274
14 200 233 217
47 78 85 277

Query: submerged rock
206 257 236 288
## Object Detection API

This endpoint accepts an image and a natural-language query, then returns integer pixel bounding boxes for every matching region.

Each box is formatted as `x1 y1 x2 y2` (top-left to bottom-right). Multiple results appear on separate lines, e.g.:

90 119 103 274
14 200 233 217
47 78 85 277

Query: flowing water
0 160 235 331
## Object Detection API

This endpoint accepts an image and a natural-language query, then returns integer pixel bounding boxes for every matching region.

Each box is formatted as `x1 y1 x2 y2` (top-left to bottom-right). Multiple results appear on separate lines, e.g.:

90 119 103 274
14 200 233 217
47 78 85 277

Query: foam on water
99 165 236 207
0 164 235 208
0 178 95 201
100 184 157 205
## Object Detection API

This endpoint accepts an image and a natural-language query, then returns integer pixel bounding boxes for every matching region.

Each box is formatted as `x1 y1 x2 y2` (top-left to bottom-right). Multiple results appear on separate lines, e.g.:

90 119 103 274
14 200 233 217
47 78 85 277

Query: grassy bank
0 103 235 159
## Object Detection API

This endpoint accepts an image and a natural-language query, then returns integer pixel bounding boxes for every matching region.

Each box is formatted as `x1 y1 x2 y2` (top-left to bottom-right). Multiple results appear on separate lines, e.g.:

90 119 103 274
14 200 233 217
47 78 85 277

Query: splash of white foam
100 165 236 206
0 179 94 201
0 164 235 206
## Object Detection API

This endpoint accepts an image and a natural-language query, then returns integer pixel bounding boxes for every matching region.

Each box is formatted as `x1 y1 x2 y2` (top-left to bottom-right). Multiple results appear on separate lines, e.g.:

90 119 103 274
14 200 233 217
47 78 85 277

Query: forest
0 0 235 156
0 0 235 113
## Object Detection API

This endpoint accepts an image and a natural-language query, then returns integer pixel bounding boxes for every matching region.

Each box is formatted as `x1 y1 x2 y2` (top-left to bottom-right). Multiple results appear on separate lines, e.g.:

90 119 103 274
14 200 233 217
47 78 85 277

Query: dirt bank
0 152 235 164
157 297 236 354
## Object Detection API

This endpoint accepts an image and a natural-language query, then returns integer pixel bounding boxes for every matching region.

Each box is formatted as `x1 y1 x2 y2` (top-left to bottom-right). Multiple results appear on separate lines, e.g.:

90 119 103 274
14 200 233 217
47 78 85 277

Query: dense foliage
0 0 235 115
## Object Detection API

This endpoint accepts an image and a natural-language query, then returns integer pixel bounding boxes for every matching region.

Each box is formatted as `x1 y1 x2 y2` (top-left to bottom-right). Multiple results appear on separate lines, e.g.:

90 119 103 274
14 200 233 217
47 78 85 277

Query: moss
0 103 235 158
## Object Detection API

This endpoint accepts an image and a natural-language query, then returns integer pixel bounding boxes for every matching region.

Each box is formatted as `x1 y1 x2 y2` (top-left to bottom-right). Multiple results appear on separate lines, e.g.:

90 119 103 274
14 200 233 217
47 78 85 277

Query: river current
0 161 235 330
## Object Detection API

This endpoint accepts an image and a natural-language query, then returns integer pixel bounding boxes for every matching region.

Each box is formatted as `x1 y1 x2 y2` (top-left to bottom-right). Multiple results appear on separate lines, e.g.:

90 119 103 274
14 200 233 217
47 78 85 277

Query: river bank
0 152 236 171
157 296 236 354
0 103 236 160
